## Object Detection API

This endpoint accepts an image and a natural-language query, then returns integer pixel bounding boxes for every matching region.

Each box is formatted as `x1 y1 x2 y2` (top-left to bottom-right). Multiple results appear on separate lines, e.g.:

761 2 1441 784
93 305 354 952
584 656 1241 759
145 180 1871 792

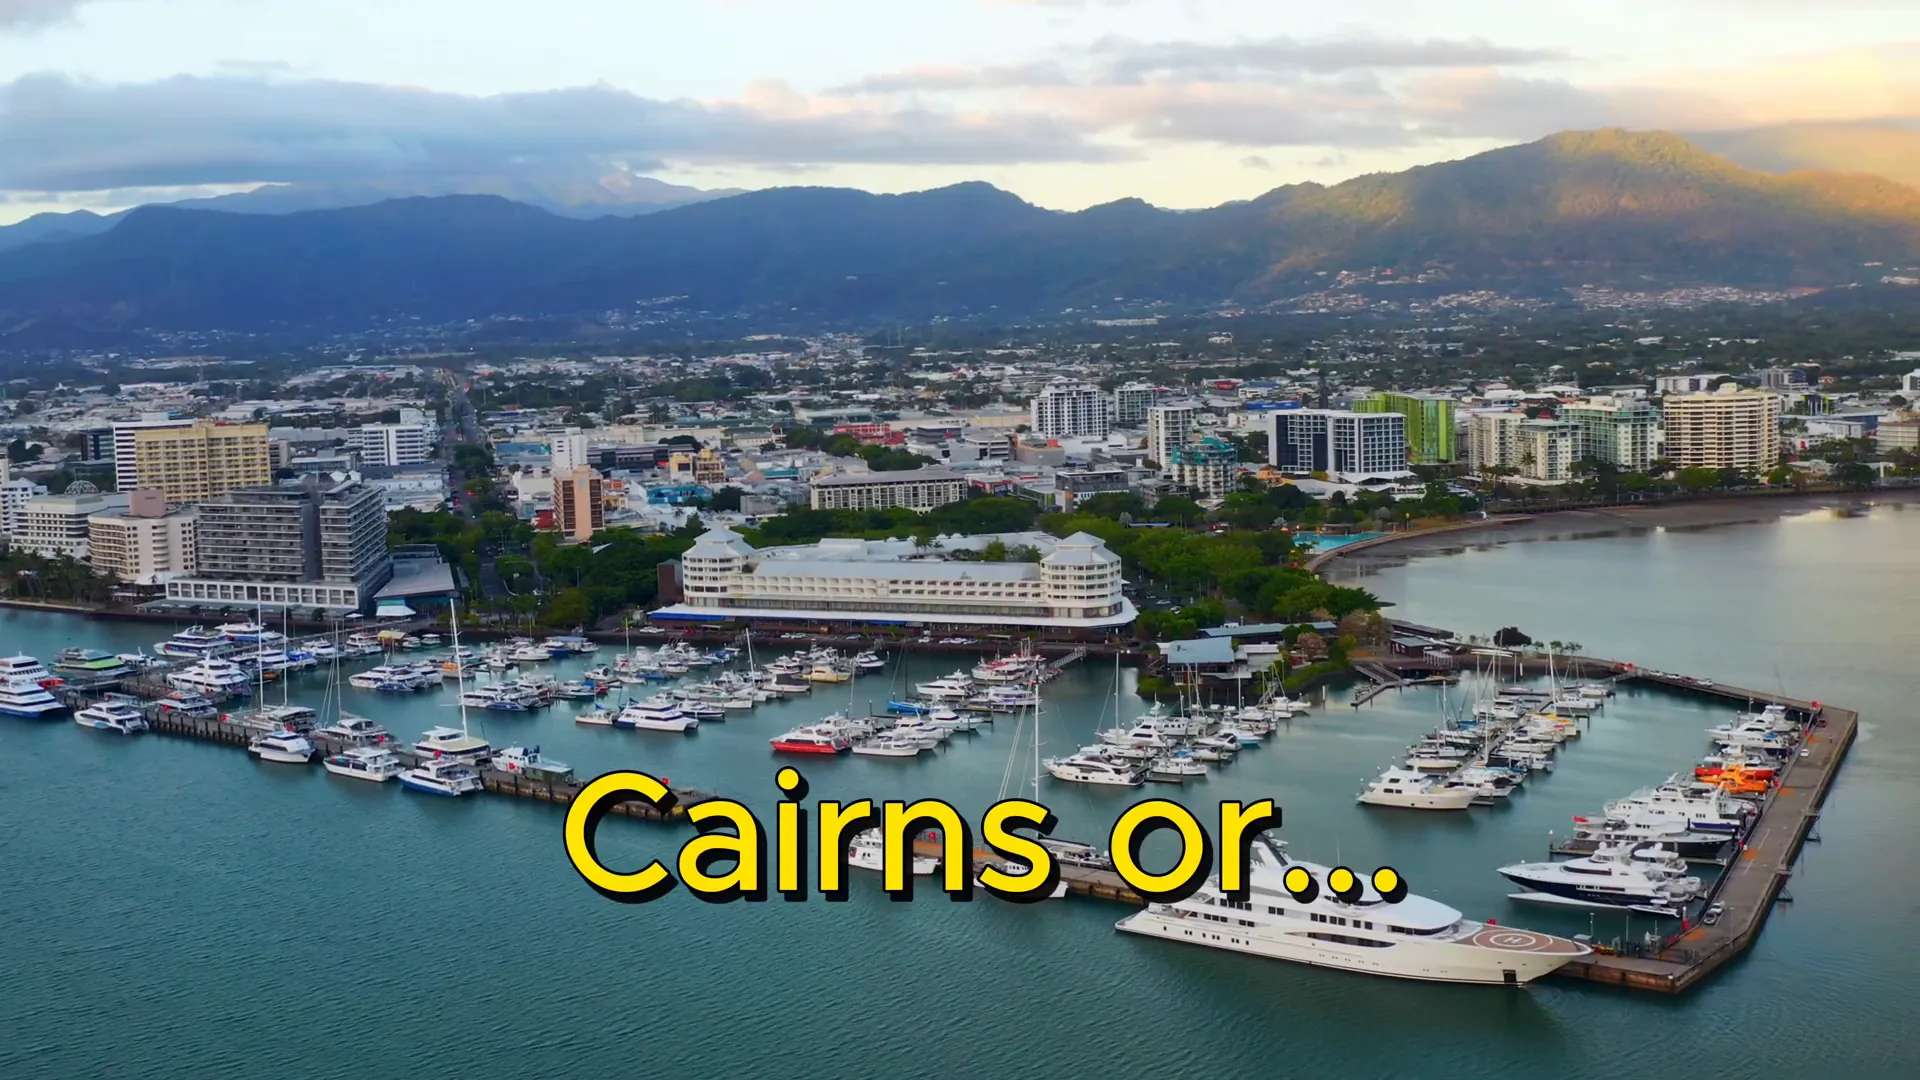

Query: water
3 502 1915 1079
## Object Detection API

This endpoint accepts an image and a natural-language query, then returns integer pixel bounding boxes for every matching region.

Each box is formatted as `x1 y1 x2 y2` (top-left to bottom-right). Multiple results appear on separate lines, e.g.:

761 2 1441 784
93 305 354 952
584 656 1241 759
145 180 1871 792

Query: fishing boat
494 745 573 780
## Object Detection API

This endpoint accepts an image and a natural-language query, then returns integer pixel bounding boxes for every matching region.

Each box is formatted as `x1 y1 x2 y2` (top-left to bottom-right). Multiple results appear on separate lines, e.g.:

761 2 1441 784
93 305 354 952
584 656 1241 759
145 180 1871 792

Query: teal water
3 502 1914 1079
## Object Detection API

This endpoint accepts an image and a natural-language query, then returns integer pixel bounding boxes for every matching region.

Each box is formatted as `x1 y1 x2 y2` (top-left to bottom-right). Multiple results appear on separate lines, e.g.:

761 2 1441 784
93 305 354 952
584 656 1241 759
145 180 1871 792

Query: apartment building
1165 434 1239 497
1264 409 1411 481
86 489 198 583
163 478 391 612
1517 419 1579 482
553 467 606 543
1561 396 1663 471
1352 392 1457 463
549 427 592 471
127 419 272 503
809 467 966 512
1661 386 1782 471
353 420 436 467
1030 380 1112 439
0 460 47 537
1147 403 1199 475
1466 411 1526 476
1111 383 1163 427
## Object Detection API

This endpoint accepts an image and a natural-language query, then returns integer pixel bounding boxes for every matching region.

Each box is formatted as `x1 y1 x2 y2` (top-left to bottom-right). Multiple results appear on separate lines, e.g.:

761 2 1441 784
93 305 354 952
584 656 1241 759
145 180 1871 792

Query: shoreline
1309 489 1920 572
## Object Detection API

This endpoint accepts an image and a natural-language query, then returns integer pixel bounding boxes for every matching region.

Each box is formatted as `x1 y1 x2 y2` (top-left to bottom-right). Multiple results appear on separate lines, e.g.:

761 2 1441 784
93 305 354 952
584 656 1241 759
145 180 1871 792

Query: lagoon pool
1297 531 1384 552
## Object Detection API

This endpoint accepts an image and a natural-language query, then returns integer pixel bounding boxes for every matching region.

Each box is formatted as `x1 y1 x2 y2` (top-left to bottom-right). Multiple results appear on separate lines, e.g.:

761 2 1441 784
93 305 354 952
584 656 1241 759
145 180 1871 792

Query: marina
22 609 1854 996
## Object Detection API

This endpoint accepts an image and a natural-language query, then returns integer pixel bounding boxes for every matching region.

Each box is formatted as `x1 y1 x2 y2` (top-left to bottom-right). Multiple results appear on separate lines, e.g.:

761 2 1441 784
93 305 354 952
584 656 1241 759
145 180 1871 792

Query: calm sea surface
4 501 1915 1079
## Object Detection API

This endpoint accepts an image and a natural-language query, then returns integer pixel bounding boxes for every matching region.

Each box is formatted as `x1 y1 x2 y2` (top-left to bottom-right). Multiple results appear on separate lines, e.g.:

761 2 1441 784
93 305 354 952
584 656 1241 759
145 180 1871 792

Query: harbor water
5 500 1916 1078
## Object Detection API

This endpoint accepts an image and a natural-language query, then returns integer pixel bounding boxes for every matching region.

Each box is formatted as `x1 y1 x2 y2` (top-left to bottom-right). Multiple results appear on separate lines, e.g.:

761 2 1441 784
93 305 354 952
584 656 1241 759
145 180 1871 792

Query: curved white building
654 528 1135 629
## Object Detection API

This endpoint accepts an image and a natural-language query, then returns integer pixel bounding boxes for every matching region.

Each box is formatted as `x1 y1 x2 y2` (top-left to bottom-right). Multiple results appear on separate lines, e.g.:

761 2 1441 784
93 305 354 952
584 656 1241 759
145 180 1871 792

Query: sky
2 0 1919 223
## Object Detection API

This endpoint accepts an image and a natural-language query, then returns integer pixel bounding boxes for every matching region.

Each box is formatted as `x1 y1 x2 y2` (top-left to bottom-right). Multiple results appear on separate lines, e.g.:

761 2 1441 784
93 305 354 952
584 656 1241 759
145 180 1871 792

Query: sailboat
977 650 1072 899
401 605 486 796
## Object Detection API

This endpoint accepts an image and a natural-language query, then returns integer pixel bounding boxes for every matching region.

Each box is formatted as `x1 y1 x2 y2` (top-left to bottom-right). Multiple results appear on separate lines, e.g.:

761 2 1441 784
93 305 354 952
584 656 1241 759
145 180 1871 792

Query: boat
1115 835 1591 984
155 627 232 660
322 746 405 782
0 654 60 687
73 701 147 733
852 651 886 673
314 714 391 746
848 829 939 875
1565 813 1732 862
460 683 539 712
613 702 699 732
914 672 974 700
493 745 573 780
507 642 553 663
575 703 617 726
1146 751 1210 783
1498 842 1705 913
802 661 851 684
348 665 429 693
770 727 851 754
399 757 485 796
247 728 315 764
1045 747 1143 786
1358 767 1477 810
1576 682 1612 699
216 621 284 645
156 693 217 719
0 674 66 718
53 648 131 679
165 658 252 696
851 734 927 757
415 725 493 764
224 703 319 734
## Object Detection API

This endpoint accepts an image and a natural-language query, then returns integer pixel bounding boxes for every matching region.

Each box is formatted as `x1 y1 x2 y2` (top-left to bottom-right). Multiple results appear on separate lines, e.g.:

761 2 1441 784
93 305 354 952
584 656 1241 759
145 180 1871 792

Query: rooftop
811 467 964 487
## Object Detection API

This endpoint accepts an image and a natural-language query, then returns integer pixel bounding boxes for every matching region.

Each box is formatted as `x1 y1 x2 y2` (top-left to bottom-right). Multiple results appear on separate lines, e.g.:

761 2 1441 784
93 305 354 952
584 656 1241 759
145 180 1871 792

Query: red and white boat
770 726 851 754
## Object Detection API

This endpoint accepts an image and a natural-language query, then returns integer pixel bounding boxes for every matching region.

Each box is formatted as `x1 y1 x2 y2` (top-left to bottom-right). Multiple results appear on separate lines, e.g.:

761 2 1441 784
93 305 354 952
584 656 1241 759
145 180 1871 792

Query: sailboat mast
452 605 471 736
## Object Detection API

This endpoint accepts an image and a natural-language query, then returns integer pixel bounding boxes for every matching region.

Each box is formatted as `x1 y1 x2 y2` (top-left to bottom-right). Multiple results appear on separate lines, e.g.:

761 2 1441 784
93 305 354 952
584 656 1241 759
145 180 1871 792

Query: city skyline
2 0 1918 223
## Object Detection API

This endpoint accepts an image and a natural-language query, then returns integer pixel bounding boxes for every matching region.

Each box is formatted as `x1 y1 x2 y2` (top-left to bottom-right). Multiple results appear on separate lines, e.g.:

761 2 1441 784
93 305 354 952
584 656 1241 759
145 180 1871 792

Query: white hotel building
651 528 1137 630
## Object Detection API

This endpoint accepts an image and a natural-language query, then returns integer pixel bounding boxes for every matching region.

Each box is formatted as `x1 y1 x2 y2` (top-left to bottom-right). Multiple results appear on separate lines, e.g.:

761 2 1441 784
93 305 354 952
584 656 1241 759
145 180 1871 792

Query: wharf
139 709 712 822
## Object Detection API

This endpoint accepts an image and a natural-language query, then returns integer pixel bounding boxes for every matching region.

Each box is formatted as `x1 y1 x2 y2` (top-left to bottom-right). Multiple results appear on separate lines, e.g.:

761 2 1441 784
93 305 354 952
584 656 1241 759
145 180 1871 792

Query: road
439 368 509 597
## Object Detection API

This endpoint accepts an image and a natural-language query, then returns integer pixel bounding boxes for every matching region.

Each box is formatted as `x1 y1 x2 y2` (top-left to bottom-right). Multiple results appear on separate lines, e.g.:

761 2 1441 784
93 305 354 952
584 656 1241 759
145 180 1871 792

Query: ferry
74 701 147 733
0 654 59 688
614 702 699 732
155 627 233 660
0 675 67 718
1117 836 1591 985
54 649 131 679
216 621 285 646
323 746 405 782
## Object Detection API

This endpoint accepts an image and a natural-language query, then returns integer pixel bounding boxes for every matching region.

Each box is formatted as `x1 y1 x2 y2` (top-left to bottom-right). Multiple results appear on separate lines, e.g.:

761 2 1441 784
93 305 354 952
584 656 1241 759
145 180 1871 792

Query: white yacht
614 702 699 732
506 642 553 663
167 658 252 696
0 675 66 718
914 673 974 700
851 735 927 757
493 746 573 780
414 725 493 765
1045 748 1144 786
1358 767 1477 810
1116 836 1590 985
399 757 485 796
348 666 428 693
847 830 939 876
74 701 147 733
322 745 404 782
1566 812 1731 861
1499 842 1705 913
248 729 315 764
0 654 56 686
216 621 284 645
314 714 391 746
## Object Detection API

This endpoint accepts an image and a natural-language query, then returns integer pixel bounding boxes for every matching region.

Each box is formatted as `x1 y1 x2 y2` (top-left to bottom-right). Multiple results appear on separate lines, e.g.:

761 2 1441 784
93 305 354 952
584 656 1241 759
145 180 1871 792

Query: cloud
0 0 90 28
1085 35 1569 83
0 72 1125 191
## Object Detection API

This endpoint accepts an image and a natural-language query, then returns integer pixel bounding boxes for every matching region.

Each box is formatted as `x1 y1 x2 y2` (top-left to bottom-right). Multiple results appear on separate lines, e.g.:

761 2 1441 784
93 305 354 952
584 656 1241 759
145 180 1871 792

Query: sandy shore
1313 489 1920 572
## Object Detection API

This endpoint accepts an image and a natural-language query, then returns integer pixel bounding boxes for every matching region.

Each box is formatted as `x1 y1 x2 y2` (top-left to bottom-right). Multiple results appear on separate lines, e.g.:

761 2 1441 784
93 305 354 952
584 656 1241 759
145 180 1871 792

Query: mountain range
3 129 1919 335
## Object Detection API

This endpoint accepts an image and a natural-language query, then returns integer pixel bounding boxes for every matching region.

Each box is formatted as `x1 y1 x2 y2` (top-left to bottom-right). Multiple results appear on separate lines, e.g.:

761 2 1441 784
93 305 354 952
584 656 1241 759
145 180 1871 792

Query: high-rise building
549 427 592 471
1165 434 1239 497
353 421 435 467
670 448 727 487
87 490 198 584
1031 380 1112 439
1112 383 1162 427
1147 403 1198 474
14 489 129 560
111 414 188 492
1661 386 1782 471
127 419 272 503
1653 374 1730 396
552 467 606 543
163 478 391 611
1263 409 1410 481
1755 366 1813 392
1517 420 1578 482
1902 369 1920 395
1353 392 1457 463
1560 396 1663 471
1466 411 1526 476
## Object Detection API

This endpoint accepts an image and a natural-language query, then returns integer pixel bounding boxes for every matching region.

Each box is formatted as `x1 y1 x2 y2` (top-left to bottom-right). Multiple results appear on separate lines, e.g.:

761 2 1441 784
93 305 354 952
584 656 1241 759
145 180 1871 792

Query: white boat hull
1359 790 1476 810
250 746 312 764
322 760 399 782
1115 909 1581 985
848 846 939 876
